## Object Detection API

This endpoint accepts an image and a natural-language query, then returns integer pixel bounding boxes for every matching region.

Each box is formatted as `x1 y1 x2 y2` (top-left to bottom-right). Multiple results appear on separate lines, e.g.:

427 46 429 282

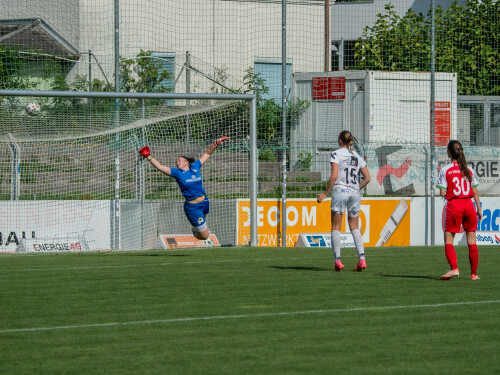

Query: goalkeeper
138 136 229 241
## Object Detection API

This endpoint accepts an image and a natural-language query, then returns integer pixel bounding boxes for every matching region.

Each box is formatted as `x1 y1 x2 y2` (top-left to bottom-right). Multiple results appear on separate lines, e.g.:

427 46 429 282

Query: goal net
0 92 255 252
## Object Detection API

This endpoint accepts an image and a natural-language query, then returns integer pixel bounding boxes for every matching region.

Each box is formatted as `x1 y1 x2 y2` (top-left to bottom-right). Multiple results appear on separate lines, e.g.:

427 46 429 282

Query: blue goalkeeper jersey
169 160 206 201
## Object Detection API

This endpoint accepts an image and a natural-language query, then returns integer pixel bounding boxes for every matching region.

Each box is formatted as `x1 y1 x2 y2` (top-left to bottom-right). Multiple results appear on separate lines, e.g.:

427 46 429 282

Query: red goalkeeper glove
138 146 151 158
213 136 230 147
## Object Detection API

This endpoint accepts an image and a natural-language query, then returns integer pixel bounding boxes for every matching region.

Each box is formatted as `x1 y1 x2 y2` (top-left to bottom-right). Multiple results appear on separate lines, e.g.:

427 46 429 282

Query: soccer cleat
470 274 480 280
440 269 460 280
334 260 344 272
204 239 214 247
353 259 367 272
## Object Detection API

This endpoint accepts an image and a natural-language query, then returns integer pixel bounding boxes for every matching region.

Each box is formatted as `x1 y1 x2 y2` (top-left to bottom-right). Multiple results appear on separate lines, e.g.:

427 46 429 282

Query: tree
119 50 173 93
351 1 500 95
48 50 174 107
0 45 38 91
240 67 310 142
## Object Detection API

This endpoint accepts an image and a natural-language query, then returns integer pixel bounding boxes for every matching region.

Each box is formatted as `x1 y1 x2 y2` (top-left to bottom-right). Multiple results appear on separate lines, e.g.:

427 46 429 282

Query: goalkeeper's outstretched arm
199 136 230 165
138 146 171 176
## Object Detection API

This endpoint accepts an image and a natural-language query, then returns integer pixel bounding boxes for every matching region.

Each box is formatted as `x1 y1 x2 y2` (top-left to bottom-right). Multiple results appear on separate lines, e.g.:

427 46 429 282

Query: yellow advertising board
236 198 410 247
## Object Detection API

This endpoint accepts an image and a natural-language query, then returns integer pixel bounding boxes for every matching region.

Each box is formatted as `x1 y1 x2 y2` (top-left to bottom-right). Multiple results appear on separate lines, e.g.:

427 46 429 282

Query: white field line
1 300 499 334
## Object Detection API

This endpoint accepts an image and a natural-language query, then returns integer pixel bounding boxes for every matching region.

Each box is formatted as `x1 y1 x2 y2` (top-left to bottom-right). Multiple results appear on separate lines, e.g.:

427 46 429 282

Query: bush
259 147 277 162
295 151 313 171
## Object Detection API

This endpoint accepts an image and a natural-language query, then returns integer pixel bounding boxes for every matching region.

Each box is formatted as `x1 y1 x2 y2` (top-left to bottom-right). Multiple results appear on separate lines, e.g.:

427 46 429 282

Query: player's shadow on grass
129 253 190 257
380 274 437 280
269 265 331 272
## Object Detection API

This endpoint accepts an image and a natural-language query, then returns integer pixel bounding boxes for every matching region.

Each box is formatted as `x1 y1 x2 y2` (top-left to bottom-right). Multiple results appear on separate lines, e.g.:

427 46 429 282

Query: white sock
351 228 365 260
331 230 341 261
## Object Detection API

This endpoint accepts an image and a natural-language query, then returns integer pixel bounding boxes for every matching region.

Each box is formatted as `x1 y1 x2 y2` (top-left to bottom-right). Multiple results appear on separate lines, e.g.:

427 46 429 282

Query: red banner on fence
432 101 451 146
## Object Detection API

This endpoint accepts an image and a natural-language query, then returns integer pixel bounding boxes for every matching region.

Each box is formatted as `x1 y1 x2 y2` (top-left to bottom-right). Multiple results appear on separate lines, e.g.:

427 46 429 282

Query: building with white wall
1 0 465 101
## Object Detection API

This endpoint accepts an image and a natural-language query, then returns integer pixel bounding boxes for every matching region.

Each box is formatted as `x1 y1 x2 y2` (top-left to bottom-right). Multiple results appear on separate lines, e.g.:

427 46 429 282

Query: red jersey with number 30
436 161 479 200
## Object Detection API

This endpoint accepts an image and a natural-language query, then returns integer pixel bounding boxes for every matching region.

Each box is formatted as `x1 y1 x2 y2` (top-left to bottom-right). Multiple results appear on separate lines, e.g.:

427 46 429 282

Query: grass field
1 245 499 374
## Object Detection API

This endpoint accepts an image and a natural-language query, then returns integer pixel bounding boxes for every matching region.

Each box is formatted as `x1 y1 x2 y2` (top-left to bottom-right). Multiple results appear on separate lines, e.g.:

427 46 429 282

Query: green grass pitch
1 246 499 374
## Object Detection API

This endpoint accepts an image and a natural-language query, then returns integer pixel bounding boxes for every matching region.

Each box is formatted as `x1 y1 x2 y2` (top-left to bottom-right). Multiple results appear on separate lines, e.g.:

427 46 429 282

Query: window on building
151 52 175 104
490 103 500 146
151 52 175 91
331 40 357 71
254 58 292 104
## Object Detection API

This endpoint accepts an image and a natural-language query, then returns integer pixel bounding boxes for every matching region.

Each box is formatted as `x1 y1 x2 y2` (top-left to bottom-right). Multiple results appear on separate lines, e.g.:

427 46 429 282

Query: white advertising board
0 201 111 253
366 146 500 196
410 196 500 246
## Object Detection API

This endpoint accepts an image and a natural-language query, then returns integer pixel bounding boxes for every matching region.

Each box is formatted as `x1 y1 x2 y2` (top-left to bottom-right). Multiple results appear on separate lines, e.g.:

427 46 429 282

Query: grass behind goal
1 246 499 374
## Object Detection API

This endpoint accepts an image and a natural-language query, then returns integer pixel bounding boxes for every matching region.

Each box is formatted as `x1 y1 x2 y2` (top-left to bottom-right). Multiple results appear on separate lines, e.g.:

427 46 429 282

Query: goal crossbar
0 89 255 101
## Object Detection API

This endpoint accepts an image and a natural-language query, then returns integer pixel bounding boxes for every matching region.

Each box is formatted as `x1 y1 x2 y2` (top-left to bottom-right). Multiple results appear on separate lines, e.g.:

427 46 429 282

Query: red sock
445 244 458 270
468 244 479 275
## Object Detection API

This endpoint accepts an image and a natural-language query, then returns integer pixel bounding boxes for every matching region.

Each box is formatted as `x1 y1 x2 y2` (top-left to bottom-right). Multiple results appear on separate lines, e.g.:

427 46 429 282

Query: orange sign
236 198 410 247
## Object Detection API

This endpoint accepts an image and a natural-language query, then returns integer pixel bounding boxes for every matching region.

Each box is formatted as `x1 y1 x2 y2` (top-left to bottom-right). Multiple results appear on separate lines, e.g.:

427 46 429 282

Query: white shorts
192 223 208 232
330 185 361 217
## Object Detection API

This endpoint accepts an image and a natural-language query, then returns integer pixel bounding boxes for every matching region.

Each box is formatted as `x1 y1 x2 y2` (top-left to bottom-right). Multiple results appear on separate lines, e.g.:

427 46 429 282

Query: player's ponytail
180 155 196 165
447 140 471 182
339 130 356 151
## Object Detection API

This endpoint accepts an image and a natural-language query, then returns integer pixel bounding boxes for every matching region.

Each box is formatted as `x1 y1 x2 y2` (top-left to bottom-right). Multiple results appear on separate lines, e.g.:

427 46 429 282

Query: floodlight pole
430 0 436 246
186 51 191 143
113 0 121 250
281 0 287 247
88 50 93 133
324 0 330 72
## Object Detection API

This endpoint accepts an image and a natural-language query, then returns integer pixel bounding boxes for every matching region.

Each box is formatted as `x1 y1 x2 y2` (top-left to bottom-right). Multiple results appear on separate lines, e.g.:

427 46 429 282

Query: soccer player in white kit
317 131 371 271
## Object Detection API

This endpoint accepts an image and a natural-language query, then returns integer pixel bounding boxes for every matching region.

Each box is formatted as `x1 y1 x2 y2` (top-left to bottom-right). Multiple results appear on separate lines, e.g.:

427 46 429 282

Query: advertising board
236 198 410 247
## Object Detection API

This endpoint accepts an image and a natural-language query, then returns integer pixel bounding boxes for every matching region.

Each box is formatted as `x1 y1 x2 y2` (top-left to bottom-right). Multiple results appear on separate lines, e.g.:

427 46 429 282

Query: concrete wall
76 0 325 91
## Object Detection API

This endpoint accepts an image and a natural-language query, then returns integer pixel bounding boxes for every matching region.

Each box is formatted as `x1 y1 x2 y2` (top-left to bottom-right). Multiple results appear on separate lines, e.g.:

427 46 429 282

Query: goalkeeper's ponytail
180 155 195 165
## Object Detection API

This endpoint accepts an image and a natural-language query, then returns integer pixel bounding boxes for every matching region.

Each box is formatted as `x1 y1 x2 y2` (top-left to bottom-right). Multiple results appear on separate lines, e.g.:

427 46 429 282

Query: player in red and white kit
436 140 482 280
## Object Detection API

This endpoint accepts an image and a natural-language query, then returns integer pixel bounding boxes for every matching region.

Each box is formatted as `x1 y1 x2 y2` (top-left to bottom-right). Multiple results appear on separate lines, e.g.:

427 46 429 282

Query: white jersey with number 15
330 148 366 191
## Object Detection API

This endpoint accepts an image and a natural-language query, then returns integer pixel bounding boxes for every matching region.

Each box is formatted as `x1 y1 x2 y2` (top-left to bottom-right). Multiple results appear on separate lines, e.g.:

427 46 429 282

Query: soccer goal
0 90 257 252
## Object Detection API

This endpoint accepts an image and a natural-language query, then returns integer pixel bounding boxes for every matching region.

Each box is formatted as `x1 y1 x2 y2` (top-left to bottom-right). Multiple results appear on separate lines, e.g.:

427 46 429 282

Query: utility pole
325 0 330 71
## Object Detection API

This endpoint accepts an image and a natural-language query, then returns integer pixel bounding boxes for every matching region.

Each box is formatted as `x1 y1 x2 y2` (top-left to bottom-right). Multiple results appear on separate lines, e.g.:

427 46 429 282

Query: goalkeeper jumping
138 136 229 242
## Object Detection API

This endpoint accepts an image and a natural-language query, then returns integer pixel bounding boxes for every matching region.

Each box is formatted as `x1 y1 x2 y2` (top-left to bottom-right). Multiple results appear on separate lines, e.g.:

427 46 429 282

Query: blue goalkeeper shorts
184 198 210 228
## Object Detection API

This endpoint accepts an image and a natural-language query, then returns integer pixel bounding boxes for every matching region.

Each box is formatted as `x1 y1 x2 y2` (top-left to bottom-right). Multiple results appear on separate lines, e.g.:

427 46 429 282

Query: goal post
0 89 258 252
